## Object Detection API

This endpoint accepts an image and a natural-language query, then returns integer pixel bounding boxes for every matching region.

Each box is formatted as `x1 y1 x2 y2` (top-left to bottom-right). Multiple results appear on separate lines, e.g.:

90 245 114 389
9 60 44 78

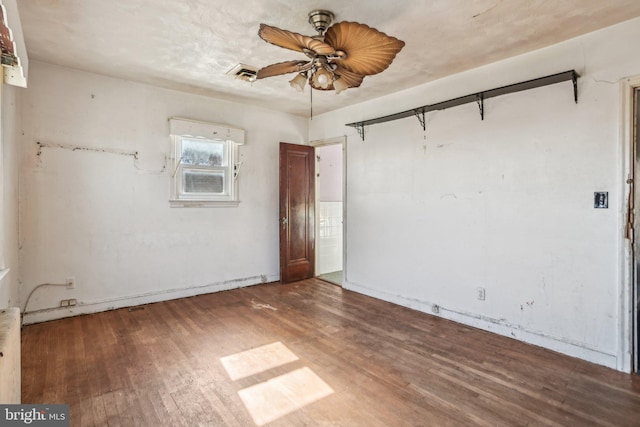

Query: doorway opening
313 139 345 286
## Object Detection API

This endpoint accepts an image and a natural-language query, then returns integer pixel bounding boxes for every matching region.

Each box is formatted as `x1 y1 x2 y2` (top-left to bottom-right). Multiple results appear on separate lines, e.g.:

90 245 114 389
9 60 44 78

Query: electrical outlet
60 299 77 307
66 277 75 289
477 287 486 301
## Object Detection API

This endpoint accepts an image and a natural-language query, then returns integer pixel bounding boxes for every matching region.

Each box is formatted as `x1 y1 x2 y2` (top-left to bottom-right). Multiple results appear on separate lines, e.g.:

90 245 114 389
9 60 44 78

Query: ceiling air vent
227 63 258 82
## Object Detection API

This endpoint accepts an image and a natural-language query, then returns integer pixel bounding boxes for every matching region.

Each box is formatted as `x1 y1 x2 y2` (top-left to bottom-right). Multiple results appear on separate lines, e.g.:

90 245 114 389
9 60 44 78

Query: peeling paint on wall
36 141 138 162
520 301 535 311
35 141 167 174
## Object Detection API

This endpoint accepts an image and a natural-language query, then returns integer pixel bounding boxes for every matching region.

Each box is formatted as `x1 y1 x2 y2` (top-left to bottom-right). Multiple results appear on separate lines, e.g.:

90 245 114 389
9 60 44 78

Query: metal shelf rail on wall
345 70 579 141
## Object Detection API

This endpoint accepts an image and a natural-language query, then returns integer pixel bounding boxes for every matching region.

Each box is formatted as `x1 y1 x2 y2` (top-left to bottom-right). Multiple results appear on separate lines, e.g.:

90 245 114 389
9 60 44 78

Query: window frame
169 118 244 208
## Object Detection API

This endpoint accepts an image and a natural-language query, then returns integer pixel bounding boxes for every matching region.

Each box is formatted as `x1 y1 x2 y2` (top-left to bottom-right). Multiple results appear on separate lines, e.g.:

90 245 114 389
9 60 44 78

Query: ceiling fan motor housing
308 10 334 34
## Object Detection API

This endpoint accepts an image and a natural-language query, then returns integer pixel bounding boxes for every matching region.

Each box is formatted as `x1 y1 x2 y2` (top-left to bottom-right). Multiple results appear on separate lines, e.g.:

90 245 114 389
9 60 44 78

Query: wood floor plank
22 279 640 426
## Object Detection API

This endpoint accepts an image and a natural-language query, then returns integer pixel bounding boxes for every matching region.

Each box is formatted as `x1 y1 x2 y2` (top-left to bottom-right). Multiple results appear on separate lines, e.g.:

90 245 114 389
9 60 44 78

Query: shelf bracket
414 108 426 131
572 71 579 103
354 123 365 141
476 93 484 120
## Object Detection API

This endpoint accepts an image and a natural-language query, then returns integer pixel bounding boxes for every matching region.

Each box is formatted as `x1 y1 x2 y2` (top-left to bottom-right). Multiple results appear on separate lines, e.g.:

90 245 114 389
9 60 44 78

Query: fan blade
257 60 310 79
324 21 405 76
259 24 335 55
333 64 364 88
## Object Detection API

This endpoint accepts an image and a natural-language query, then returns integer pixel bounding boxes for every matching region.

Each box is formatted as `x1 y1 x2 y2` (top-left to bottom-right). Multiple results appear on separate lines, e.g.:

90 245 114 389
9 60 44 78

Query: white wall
310 17 640 370
19 61 307 323
0 83 20 309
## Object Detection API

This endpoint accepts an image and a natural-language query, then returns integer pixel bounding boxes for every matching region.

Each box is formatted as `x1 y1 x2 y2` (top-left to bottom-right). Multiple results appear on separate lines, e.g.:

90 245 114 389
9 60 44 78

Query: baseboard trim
22 274 280 325
343 280 619 370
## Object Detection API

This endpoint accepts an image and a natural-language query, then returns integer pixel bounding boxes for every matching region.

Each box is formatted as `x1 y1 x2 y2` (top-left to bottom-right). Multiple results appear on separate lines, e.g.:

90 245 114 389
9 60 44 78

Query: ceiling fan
256 10 405 95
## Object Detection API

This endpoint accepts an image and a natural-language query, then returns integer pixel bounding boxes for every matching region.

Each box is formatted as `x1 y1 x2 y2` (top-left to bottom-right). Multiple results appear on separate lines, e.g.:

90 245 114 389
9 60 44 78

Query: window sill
169 200 240 208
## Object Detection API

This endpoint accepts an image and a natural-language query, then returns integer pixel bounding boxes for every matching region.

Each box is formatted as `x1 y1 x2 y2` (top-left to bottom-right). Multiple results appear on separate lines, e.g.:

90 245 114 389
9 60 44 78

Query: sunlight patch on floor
237 367 334 426
220 342 299 381
221 342 335 425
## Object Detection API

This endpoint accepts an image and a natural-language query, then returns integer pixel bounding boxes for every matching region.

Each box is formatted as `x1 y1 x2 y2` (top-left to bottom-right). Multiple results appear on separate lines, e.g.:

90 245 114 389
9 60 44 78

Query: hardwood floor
22 279 640 426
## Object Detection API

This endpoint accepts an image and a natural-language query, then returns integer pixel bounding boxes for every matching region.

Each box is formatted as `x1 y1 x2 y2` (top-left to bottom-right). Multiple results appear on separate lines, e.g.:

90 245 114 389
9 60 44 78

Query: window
169 118 244 207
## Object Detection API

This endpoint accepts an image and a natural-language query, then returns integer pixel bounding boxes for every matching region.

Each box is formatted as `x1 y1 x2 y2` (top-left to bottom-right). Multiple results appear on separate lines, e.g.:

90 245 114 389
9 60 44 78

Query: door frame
310 136 347 285
620 76 640 373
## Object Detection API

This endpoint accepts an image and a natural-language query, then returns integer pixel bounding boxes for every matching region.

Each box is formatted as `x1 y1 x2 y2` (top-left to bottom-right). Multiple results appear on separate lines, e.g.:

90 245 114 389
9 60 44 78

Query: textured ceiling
17 0 640 117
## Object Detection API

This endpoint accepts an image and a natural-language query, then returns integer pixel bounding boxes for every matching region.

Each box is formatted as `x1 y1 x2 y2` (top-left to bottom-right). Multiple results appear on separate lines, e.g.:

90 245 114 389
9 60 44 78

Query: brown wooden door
279 142 315 283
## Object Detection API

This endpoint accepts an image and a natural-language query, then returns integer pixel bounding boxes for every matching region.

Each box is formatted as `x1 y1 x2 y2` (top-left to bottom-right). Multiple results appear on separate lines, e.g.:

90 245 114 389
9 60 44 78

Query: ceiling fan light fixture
312 68 332 89
333 77 349 94
289 72 307 92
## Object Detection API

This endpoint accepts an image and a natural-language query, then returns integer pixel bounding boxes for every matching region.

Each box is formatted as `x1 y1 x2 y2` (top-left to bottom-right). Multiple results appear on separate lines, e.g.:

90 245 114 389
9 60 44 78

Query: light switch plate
594 192 608 209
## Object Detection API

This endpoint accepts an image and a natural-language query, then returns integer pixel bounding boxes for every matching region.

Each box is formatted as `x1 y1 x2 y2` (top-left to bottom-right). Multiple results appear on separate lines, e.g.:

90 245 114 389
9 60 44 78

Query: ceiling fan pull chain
310 79 313 120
